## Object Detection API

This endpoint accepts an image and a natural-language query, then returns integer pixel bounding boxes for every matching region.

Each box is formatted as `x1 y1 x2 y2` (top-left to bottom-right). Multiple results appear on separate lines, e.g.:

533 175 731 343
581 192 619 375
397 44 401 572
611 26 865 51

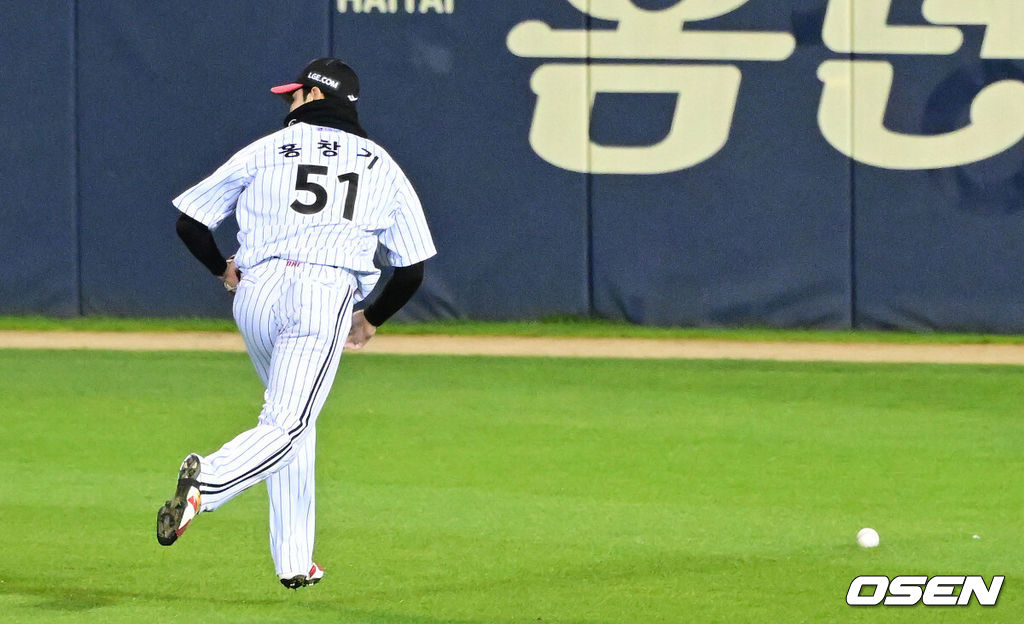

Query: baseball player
158 58 436 589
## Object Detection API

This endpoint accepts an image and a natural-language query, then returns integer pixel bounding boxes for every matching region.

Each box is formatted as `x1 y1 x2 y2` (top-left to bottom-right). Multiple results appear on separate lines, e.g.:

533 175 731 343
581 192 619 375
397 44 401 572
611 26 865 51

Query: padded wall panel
0 1 78 315
850 6 1024 332
334 2 590 320
76 1 328 316
588 0 853 327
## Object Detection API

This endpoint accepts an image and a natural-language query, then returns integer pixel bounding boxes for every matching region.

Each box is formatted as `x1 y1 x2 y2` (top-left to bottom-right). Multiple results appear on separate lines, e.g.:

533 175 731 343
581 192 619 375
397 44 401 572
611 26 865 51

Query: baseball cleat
156 454 202 546
280 562 325 589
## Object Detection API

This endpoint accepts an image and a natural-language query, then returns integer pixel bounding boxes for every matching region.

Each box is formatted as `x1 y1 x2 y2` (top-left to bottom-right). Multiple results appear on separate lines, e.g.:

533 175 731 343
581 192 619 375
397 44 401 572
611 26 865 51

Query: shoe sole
280 576 306 589
280 570 324 589
156 455 201 546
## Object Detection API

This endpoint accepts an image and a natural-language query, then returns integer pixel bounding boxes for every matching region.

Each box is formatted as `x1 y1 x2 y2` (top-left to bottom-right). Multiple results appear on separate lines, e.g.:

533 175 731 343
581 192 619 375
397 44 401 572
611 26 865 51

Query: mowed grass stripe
0 349 1020 623
3 314 1024 344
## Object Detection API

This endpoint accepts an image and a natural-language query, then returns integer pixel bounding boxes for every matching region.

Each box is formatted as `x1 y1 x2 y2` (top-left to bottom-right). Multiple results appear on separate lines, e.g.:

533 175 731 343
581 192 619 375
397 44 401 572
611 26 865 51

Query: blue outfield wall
1 0 1023 332
0 1 78 316
75 1 330 318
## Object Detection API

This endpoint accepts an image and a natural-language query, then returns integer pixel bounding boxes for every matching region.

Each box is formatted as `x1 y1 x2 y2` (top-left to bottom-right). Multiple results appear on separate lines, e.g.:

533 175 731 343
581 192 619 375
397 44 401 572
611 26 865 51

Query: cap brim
270 83 303 94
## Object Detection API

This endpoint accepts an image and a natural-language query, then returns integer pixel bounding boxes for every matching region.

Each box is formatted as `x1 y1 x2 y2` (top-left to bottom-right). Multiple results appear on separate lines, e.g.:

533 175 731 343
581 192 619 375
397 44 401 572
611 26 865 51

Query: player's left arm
176 214 240 292
172 142 259 292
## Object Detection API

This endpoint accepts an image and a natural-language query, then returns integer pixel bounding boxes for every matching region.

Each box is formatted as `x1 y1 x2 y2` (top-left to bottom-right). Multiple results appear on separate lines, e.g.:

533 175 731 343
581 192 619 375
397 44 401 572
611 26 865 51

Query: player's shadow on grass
0 581 504 624
0 584 117 612
0 582 281 611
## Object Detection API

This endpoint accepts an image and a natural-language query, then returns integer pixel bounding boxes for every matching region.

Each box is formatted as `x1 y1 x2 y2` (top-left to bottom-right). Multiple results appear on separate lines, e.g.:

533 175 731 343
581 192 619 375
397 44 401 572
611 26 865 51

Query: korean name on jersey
173 122 436 301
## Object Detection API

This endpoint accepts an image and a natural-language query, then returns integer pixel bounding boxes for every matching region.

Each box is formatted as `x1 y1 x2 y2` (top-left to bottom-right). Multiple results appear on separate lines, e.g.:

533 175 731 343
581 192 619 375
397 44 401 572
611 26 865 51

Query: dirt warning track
3 330 1024 365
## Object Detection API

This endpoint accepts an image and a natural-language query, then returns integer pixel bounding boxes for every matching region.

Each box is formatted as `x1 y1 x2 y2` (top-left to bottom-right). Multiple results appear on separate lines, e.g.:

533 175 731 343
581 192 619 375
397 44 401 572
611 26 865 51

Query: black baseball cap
271 58 359 103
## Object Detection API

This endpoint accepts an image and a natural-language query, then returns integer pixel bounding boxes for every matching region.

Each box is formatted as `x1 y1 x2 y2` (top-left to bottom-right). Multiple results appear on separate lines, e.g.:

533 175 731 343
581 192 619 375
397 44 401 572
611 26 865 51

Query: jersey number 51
290 164 359 219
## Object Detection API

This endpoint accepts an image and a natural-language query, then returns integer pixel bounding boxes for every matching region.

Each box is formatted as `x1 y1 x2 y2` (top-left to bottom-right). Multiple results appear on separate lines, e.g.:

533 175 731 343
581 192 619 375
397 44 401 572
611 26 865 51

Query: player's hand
346 310 377 350
220 257 241 294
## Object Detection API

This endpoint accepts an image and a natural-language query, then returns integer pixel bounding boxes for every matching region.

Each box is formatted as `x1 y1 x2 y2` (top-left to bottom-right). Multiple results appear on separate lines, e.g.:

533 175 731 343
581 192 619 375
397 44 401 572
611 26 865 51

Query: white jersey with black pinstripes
168 118 435 582
173 121 436 300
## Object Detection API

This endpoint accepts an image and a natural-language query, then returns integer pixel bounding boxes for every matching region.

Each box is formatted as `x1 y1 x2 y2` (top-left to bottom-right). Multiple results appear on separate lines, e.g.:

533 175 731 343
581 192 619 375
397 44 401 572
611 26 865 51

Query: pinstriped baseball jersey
160 59 433 587
173 122 436 300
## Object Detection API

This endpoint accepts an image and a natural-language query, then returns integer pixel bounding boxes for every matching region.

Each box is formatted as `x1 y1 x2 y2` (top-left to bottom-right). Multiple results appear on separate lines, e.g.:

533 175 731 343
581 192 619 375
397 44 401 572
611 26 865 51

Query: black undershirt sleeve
176 211 423 323
363 262 425 327
176 213 228 277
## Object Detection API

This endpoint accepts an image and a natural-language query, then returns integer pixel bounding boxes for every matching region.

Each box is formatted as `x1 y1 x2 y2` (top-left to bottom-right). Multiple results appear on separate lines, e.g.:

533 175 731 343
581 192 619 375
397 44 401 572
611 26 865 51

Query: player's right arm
346 166 436 349
345 262 424 349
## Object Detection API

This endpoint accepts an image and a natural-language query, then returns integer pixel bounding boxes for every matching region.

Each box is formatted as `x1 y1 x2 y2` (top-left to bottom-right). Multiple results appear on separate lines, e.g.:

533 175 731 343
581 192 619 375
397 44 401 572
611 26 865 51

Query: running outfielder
158 58 436 589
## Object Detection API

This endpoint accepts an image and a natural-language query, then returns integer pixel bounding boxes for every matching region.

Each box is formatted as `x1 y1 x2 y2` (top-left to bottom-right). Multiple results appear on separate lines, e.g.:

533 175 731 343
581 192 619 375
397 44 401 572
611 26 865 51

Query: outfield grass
0 349 1021 622
3 314 1024 344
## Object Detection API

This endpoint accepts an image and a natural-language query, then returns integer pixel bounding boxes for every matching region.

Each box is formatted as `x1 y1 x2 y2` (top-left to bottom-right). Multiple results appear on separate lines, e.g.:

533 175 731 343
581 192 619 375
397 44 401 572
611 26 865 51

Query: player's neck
285 99 367 138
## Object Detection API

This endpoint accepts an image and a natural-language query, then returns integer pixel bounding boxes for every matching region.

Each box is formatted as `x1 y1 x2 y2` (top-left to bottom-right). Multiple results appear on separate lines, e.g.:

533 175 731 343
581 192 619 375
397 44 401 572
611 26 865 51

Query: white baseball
857 527 880 548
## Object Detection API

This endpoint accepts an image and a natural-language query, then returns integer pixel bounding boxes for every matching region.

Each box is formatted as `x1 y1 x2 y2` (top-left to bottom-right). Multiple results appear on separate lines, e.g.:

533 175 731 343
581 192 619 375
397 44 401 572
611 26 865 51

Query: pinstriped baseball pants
193 258 356 578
